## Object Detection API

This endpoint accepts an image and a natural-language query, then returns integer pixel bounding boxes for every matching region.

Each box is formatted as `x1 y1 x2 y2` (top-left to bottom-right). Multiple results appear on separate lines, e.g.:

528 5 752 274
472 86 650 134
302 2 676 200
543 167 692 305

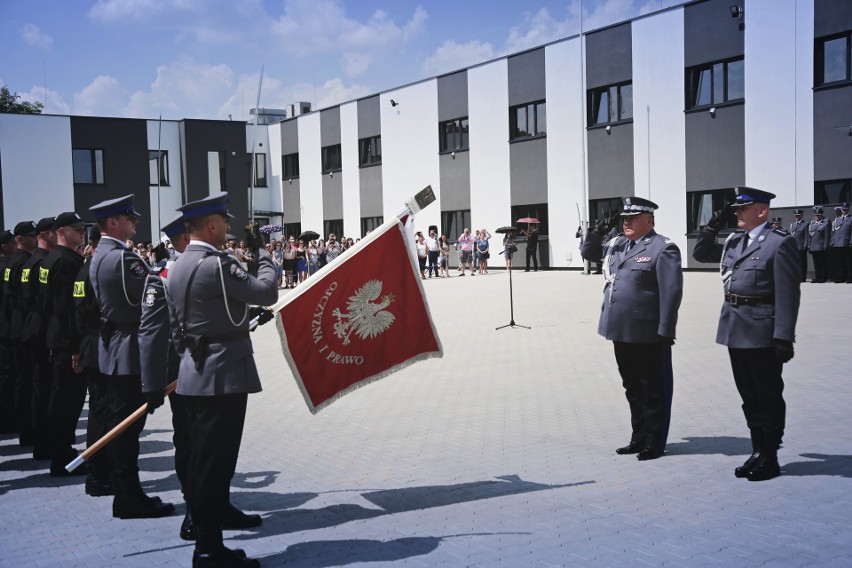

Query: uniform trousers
168 392 189 495
13 341 34 445
106 373 147 494
30 343 53 454
830 247 847 282
0 339 17 433
727 347 785 452
797 249 808 282
48 352 88 464
613 341 673 450
184 393 247 542
844 247 852 283
84 367 111 480
810 250 828 282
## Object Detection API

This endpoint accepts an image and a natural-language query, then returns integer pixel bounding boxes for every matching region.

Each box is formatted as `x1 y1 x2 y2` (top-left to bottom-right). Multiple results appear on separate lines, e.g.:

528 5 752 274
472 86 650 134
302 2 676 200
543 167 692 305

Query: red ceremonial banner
275 218 443 413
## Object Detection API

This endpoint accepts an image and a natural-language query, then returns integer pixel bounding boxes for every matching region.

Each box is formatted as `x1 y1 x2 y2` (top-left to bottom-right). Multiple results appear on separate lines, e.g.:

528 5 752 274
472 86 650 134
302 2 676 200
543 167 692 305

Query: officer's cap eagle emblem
331 280 395 346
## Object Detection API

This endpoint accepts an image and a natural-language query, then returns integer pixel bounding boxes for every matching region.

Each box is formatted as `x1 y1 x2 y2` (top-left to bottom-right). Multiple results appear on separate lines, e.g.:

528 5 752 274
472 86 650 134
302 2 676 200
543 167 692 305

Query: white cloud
340 52 373 78
20 23 54 50
422 39 495 78
124 59 234 119
73 76 128 117
18 85 68 115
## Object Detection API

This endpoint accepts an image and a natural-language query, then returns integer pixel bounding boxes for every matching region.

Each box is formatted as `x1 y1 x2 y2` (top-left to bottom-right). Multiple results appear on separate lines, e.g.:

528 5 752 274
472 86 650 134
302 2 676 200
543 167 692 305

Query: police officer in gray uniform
807 206 831 283
693 187 800 482
788 209 808 282
830 202 852 283
165 193 276 568
580 196 683 461
89 195 174 519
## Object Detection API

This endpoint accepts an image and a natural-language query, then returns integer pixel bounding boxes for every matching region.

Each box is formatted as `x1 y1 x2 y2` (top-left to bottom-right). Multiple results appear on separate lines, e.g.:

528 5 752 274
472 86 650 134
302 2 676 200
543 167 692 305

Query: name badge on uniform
635 256 651 263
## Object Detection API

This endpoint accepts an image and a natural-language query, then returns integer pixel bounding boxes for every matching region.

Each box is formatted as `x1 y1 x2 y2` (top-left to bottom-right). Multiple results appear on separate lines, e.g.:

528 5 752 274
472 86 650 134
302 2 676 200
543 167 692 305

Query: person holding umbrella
519 219 540 271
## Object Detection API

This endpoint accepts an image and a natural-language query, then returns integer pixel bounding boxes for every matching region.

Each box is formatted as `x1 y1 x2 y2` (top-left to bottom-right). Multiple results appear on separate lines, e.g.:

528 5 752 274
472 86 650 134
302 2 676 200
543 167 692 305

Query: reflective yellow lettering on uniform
39 267 49 284
73 281 86 298
21 268 30 283
3 268 9 282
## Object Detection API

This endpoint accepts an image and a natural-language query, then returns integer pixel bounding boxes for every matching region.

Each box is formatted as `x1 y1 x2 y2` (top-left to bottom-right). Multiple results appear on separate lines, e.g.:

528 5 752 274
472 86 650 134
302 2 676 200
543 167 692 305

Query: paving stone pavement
2 270 851 568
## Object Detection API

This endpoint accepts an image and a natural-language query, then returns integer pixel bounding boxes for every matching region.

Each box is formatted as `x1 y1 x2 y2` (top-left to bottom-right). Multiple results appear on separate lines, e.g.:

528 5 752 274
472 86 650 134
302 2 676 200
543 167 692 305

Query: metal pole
249 66 264 226
579 0 591 274
156 114 162 237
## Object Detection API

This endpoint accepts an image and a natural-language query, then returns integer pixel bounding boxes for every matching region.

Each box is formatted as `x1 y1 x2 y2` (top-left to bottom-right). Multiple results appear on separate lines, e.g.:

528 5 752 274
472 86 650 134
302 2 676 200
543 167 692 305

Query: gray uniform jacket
788 219 808 251
165 243 277 396
807 219 831 251
580 229 683 343
830 215 852 247
138 272 180 394
692 223 800 348
90 236 150 375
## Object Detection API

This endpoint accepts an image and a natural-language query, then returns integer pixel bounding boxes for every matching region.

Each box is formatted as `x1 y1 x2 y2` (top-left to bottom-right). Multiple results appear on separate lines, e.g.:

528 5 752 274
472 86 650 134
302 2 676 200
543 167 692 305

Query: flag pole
248 66 264 226
65 380 177 472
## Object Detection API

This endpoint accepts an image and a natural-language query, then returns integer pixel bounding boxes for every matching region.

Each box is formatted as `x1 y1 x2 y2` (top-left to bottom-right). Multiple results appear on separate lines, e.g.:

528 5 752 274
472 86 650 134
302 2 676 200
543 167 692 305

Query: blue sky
2 0 687 121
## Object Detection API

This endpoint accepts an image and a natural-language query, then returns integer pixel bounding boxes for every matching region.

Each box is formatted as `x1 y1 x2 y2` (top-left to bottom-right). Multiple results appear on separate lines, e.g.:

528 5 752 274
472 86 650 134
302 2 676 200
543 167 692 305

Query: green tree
0 86 44 114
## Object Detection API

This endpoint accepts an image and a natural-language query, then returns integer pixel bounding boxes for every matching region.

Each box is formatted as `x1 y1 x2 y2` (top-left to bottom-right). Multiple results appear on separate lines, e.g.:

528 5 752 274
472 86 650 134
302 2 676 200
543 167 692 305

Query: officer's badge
635 256 651 263
129 260 146 276
229 263 248 281
144 286 158 307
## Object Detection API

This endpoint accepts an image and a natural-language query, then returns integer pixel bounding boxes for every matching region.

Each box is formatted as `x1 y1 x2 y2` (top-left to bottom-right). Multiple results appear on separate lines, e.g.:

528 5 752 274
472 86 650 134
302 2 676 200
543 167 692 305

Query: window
441 209 471 242
589 197 623 226
359 136 382 167
72 149 104 184
322 144 342 173
361 216 384 236
283 153 299 179
148 150 169 186
588 83 633 126
686 189 736 233
816 32 851 86
207 151 226 192
510 204 549 236
282 223 301 240
686 57 745 109
815 179 851 205
324 219 343 240
439 117 469 152
248 153 267 187
509 100 546 140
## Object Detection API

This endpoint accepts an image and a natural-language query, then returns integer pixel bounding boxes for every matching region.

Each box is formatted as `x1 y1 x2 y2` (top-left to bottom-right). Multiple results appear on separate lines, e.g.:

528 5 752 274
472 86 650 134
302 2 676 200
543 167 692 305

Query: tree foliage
0 86 44 114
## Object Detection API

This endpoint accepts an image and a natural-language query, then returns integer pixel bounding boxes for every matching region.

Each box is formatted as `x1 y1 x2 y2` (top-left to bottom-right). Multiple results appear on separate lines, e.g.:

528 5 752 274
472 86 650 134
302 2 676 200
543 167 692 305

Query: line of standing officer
88 195 174 519
807 206 831 283
829 202 852 283
0 230 18 434
693 187 800 482
788 209 808 282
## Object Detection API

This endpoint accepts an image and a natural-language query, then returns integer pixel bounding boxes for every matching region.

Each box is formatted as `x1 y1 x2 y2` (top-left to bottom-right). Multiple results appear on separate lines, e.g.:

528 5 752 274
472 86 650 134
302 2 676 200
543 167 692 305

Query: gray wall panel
322 175 343 220
439 152 471 210
359 165 383 216
282 179 301 223
437 71 469 121
357 96 381 138
509 137 548 205
684 0 745 66
508 48 546 106
320 107 341 146
587 124 635 199
685 104 745 190
815 0 852 37
585 23 633 89
280 120 298 155
814 87 852 181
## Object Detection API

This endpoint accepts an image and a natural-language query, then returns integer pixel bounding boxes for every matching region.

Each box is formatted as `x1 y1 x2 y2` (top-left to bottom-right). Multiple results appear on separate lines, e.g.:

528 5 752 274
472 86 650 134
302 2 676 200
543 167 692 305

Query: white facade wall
339 101 361 237
468 60 511 241
632 9 688 263
0 114 75 223
380 82 441 232
298 113 323 232
266 121 284 221
146 119 184 237
744 0 815 207
545 39 586 268
243 123 278 222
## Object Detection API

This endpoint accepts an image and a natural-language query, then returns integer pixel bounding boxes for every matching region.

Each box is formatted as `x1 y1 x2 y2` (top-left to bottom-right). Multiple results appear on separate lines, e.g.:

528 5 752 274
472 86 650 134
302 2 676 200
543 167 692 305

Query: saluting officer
89 195 174 519
830 202 852 283
0 231 19 434
788 210 808 282
165 193 276 568
580 196 683 461
38 212 89 476
807 206 831 283
693 187 800 481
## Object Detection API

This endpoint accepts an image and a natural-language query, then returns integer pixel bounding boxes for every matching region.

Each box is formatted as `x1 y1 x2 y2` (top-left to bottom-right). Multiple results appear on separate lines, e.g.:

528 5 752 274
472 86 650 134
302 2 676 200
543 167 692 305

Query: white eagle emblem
331 280 395 345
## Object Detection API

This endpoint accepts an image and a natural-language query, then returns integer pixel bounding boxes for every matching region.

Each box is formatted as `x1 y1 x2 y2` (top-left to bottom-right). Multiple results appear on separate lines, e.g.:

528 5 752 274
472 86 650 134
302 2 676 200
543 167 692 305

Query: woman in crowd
317 239 326 269
476 229 491 274
416 232 428 278
439 235 450 278
296 240 308 284
308 240 319 275
272 241 284 288
502 231 516 269
282 240 297 288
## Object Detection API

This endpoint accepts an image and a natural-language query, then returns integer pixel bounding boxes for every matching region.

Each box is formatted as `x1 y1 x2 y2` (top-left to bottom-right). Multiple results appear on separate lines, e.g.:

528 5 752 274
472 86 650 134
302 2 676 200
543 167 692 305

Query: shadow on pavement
663 436 751 457
782 453 852 478
260 536 443 567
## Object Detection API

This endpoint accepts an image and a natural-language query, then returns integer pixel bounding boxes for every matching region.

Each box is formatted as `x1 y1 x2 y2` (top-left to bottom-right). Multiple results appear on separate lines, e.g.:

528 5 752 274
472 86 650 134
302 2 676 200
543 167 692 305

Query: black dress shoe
180 512 196 541
747 455 780 481
222 505 262 530
734 452 761 478
192 547 259 568
616 441 645 455
117 498 175 519
637 447 664 461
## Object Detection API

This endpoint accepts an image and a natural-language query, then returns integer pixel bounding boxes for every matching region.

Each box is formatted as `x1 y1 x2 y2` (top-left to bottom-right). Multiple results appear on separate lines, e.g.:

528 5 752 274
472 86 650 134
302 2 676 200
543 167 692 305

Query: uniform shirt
807 219 831 251
693 222 800 349
165 241 277 396
788 219 808 251
73 259 101 369
0 256 9 339
39 245 84 352
830 215 852 247
138 271 180 394
19 247 49 344
580 229 683 343
4 250 32 341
